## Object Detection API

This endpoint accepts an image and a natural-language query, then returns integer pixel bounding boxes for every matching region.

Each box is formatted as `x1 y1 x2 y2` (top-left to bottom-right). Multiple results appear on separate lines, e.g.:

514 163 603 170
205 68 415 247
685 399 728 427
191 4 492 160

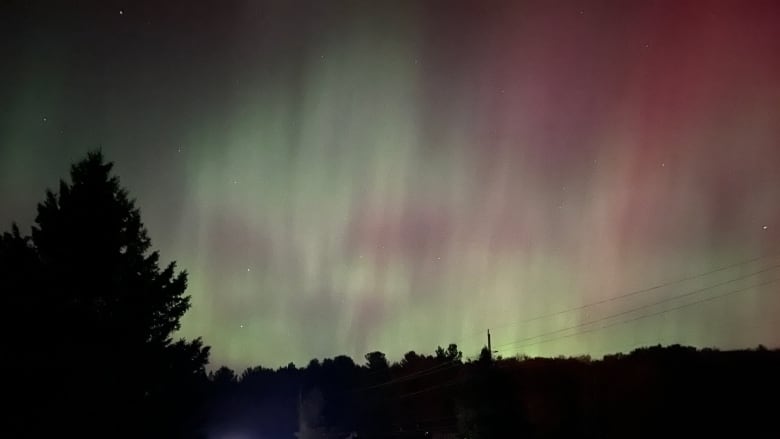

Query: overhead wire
495 277 780 352
474 253 777 337
387 275 780 404
351 255 779 394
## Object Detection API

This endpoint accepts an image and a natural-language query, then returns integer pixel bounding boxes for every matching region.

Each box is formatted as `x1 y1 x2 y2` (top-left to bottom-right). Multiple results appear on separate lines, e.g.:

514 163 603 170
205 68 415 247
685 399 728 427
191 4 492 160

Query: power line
355 255 777 392
355 360 461 392
356 351 480 393
397 375 469 399
495 277 780 353
483 254 777 335
343 273 778 427
493 263 779 350
392 276 779 403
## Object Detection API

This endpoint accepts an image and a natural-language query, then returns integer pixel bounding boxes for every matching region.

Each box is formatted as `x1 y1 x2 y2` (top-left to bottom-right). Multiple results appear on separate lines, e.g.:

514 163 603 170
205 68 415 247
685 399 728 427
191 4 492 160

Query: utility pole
487 329 492 360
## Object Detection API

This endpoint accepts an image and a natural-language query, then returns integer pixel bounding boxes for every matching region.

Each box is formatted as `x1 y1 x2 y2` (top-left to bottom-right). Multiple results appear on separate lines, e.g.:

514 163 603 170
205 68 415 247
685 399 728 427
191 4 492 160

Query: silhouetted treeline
205 344 780 439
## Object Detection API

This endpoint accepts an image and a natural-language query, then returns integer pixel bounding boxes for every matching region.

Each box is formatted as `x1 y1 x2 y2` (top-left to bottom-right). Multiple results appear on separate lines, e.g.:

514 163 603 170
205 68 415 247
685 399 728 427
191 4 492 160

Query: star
762 225 768 230
42 116 47 123
239 324 245 329
661 162 665 167
119 10 124 15
247 268 251 272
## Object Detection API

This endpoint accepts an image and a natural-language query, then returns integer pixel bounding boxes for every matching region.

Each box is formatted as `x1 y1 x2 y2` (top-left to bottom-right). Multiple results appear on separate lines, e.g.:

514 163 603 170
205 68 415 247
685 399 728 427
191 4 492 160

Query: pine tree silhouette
1 151 209 437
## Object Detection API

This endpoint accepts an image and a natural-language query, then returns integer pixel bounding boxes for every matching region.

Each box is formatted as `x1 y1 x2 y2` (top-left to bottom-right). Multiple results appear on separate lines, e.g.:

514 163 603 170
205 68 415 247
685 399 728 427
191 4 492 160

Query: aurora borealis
1 0 779 369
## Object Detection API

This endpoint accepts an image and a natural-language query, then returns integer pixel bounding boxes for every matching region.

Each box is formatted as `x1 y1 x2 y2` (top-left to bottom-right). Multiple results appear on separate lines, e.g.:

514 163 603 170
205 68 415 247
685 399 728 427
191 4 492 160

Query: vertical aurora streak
1 0 779 369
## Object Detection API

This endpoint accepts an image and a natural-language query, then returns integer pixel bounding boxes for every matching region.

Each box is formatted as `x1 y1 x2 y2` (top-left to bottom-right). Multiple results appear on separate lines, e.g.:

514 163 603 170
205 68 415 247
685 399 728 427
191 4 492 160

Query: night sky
1 0 779 369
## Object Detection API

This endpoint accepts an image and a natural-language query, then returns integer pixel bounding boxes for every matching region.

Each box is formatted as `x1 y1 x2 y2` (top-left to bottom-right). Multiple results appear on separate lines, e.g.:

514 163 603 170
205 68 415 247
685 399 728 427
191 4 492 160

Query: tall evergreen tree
0 151 209 437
